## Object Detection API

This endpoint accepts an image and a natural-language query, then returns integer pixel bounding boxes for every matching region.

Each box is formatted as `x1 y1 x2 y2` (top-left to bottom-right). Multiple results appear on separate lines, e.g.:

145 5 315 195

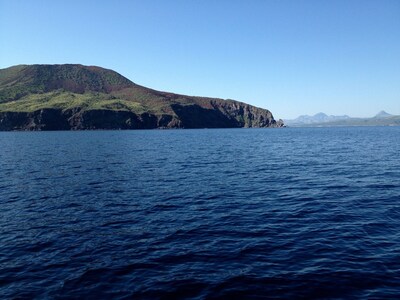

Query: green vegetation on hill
0 91 146 113
0 64 176 115
0 64 134 102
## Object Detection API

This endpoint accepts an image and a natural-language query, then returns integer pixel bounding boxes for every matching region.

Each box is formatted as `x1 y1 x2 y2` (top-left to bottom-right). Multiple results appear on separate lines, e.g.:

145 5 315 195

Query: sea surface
0 127 399 299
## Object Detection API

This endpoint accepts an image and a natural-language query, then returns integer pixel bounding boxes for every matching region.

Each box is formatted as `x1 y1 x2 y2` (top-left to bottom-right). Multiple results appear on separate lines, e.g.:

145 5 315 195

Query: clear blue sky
1 0 399 119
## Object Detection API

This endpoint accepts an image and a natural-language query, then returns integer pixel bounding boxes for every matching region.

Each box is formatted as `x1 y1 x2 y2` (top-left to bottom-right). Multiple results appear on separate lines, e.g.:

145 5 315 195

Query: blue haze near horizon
0 0 399 119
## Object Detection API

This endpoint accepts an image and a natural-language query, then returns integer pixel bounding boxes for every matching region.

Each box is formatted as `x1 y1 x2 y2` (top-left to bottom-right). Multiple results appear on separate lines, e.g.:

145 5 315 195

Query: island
0 64 284 130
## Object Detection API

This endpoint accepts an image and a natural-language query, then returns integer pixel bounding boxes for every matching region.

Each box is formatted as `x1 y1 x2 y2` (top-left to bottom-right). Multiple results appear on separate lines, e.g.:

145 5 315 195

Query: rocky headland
0 64 283 130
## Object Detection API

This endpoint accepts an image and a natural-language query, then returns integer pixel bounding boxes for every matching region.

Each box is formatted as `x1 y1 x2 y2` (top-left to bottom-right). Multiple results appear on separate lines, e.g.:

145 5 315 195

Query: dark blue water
1 127 399 299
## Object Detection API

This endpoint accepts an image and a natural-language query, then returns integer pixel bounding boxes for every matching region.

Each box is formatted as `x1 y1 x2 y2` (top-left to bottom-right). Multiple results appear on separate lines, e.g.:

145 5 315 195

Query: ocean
1 127 399 299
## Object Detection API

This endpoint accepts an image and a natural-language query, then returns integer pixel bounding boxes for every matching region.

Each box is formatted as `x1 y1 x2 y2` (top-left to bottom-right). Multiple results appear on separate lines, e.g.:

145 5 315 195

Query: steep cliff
0 64 283 130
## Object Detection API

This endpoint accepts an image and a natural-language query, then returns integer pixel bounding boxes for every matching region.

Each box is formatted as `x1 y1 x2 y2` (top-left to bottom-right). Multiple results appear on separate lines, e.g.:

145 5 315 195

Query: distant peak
374 110 392 118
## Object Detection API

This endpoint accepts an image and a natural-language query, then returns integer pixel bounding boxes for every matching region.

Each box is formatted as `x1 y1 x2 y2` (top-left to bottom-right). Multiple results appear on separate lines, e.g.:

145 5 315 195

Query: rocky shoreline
0 105 284 131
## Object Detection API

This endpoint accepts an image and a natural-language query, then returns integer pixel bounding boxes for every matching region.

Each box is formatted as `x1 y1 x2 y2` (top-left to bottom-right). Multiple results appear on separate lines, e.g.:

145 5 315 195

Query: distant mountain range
285 111 400 127
285 112 351 125
0 64 283 130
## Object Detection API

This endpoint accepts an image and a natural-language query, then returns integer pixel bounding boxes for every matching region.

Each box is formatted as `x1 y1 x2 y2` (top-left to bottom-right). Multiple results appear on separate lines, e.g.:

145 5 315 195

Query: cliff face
171 101 283 129
0 64 284 130
0 105 283 130
0 109 180 131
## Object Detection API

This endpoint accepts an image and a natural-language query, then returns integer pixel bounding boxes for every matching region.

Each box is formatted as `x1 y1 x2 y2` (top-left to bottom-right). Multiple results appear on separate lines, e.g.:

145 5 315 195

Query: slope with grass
0 64 283 130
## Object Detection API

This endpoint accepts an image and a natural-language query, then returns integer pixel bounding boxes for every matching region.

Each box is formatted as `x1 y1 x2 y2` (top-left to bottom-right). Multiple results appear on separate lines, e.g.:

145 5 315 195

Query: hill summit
374 111 393 118
0 64 283 130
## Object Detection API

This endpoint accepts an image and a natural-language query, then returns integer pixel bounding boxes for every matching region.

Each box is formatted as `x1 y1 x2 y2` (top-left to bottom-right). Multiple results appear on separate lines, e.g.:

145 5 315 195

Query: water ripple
0 127 399 299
